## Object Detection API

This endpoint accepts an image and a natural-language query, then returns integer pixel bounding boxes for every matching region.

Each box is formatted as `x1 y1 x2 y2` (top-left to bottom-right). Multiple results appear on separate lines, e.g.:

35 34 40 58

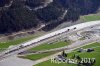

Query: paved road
0 55 35 66
33 38 99 65
0 21 100 66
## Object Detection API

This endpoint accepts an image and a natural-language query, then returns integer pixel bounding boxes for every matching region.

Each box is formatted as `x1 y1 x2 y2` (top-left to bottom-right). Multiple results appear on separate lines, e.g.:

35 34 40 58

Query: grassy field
20 41 71 60
30 41 71 51
19 51 57 60
80 14 100 22
35 60 77 66
34 42 100 66
0 35 38 50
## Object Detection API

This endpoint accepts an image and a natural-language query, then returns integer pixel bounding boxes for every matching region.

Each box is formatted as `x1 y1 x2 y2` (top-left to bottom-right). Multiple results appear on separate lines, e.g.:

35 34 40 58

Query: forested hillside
0 0 100 34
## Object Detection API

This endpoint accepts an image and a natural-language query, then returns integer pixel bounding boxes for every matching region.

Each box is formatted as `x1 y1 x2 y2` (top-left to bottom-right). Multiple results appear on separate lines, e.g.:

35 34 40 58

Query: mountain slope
0 0 100 34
